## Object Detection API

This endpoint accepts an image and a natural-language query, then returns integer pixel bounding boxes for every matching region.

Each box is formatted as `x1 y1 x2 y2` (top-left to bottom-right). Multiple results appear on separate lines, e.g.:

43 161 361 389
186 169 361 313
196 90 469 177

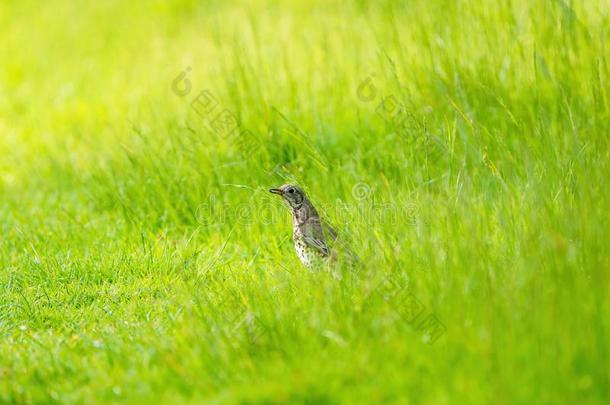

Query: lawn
1 0 609 403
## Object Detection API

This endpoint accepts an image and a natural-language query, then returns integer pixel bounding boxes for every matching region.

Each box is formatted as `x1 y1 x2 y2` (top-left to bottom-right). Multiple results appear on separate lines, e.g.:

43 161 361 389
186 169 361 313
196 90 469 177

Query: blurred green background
1 0 608 403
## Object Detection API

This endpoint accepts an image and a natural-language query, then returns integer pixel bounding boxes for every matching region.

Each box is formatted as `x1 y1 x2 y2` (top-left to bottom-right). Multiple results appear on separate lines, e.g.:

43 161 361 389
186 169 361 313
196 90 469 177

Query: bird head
269 184 307 209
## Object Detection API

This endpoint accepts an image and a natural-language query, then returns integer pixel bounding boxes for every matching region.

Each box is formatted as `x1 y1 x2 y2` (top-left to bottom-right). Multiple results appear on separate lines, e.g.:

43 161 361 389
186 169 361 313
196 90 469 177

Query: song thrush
269 184 336 267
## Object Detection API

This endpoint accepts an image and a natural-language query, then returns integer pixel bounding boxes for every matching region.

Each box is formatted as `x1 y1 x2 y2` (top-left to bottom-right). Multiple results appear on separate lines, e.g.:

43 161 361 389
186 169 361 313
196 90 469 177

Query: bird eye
288 188 295 194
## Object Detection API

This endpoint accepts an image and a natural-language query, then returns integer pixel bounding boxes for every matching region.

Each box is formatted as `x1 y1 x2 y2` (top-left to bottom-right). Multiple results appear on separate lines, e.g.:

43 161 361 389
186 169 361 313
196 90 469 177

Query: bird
269 184 335 268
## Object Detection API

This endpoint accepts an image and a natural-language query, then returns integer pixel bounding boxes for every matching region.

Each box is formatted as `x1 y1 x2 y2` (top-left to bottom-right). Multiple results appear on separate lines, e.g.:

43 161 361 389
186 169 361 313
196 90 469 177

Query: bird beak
269 188 283 195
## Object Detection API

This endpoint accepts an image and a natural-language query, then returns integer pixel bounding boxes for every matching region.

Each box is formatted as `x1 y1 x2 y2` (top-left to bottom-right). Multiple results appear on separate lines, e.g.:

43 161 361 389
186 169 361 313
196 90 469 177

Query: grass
1 0 609 403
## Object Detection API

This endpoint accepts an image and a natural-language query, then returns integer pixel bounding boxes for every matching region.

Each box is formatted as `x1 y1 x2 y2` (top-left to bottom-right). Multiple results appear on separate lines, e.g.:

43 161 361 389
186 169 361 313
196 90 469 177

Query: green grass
1 0 609 403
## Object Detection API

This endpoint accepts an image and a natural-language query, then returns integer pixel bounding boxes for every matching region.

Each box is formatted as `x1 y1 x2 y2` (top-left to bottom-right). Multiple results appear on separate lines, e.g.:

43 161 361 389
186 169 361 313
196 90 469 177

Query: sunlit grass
1 0 609 403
